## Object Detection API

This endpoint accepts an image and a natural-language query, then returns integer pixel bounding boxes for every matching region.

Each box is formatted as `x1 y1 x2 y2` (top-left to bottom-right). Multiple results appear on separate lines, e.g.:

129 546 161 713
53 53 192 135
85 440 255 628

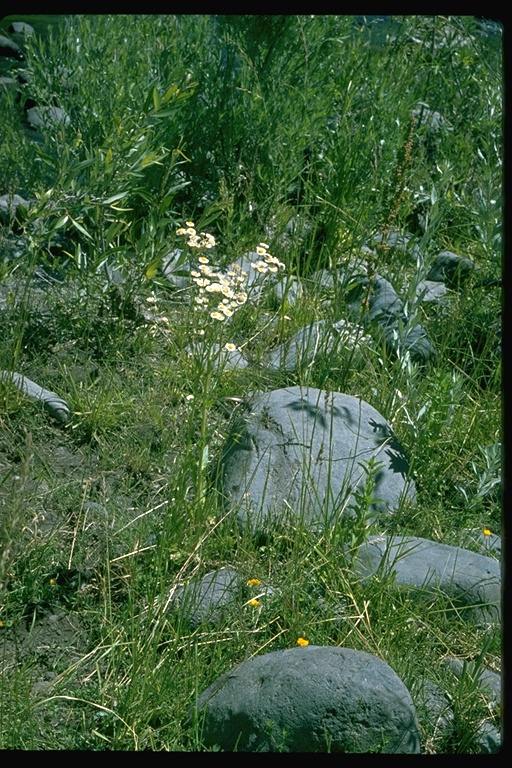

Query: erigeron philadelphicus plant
176 222 285 509
176 222 286 353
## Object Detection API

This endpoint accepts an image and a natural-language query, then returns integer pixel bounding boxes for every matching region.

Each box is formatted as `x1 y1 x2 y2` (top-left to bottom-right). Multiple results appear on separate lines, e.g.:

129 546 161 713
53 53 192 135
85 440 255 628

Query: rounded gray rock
196 645 421 752
167 567 243 628
219 386 415 533
354 535 501 624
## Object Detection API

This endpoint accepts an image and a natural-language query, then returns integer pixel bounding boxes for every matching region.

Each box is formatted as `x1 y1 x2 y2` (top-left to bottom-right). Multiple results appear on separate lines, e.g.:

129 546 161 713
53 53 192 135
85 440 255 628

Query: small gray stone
161 248 191 289
272 275 303 307
0 371 70 424
266 319 370 371
441 658 501 704
354 535 501 624
346 274 436 363
196 645 421 752
26 106 70 130
8 22 35 36
426 251 474 287
414 678 454 741
195 343 248 370
412 106 453 133
0 34 24 59
415 279 448 303
474 719 501 754
0 193 31 226
370 231 421 260
167 567 243 628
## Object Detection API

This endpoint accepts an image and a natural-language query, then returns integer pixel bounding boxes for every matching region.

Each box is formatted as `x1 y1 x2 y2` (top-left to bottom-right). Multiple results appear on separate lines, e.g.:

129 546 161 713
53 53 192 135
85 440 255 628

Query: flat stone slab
219 386 415 533
354 535 501 624
196 645 421 752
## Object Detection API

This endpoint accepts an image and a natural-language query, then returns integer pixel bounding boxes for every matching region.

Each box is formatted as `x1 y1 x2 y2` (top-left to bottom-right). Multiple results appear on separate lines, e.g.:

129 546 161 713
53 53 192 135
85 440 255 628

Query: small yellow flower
196 329 205 335
297 637 309 647
247 578 261 586
256 246 267 255
249 599 260 607
49 578 57 586
483 528 492 536
176 227 186 235
0 620 4 628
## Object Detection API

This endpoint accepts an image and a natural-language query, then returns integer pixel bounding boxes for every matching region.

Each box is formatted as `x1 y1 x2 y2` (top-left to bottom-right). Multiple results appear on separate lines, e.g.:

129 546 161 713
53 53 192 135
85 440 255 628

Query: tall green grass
0 14 502 751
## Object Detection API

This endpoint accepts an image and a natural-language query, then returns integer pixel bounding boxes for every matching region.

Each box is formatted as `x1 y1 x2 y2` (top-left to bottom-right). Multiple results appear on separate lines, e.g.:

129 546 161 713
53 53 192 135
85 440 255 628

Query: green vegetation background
0 15 502 751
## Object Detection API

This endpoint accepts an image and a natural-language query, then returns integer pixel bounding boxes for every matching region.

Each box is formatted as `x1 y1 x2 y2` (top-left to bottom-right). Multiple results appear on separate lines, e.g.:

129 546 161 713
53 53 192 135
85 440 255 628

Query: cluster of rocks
2 213 500 755
163 235 477 374
164 382 501 752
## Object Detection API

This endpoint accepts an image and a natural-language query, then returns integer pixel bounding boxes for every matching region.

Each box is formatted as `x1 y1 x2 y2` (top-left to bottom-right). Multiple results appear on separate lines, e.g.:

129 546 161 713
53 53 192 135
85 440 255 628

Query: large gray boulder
219 386 415 533
354 535 501 624
196 645 421 752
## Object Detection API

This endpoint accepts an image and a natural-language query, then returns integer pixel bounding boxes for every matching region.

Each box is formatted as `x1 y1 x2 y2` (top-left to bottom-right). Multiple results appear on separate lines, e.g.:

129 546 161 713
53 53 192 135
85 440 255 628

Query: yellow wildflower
297 637 309 647
483 528 492 536
247 578 261 586
249 599 260 607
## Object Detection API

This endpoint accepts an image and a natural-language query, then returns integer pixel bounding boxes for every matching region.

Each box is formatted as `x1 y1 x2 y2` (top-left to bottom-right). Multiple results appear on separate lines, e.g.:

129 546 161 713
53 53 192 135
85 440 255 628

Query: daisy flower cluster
175 224 285 340
251 243 286 274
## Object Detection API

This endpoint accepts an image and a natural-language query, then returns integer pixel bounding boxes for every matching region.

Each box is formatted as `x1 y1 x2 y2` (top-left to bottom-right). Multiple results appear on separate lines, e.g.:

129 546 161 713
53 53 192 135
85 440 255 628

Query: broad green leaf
145 260 160 279
69 217 92 240
102 191 130 205
162 84 179 103
153 86 161 112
